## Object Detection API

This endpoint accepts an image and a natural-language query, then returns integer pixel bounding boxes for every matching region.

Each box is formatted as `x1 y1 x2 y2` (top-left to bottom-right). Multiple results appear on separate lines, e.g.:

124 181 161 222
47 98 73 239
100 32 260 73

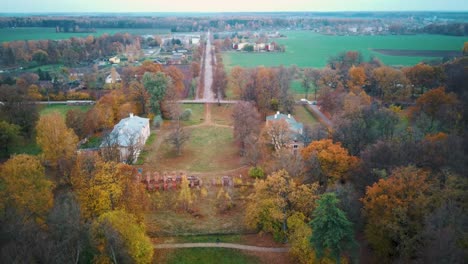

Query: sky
2 0 468 13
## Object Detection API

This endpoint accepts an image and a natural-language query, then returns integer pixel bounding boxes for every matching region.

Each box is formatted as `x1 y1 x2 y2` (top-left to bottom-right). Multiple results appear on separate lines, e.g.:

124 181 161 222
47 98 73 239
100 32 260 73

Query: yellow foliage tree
0 154 54 219
36 112 78 168
178 175 195 211
91 210 154 264
72 154 147 220
245 170 319 241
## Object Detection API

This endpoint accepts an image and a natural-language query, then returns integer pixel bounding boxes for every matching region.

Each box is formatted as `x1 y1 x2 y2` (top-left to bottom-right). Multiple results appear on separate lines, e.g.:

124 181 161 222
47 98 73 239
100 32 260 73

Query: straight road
202 31 215 101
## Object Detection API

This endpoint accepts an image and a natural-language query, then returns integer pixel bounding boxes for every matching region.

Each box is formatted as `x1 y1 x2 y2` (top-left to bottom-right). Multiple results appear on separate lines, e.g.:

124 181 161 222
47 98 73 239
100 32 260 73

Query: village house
266 111 304 151
101 113 150 163
109 56 120 64
105 70 121 84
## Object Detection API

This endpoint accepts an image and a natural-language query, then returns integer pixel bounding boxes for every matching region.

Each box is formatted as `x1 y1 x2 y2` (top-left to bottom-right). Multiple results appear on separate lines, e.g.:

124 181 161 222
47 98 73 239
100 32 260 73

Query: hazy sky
2 0 468 13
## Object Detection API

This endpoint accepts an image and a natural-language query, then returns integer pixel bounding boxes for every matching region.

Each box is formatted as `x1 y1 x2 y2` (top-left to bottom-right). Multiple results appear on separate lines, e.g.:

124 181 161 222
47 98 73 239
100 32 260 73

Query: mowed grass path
0 27 170 43
223 31 467 68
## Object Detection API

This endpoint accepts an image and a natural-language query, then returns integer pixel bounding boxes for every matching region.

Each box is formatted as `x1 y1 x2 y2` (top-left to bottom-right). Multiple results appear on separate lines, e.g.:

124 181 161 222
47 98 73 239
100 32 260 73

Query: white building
101 114 150 163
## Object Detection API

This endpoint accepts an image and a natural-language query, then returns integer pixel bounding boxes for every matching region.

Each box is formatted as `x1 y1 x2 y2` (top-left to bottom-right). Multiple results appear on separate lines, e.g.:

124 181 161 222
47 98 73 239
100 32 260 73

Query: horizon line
2 10 468 14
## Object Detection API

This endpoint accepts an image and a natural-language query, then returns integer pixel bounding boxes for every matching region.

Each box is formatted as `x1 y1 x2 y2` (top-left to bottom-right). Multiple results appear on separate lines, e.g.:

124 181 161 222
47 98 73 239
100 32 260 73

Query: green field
223 31 467 68
158 248 260 264
0 27 171 43
39 104 92 117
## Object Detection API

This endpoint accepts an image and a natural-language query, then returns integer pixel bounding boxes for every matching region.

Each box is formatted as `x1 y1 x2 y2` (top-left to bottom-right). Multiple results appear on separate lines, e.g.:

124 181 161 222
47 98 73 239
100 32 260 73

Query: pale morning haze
2 0 468 12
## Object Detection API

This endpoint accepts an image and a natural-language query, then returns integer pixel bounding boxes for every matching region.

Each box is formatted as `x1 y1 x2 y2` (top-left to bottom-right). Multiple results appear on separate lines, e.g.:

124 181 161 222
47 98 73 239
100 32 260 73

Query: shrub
153 115 163 128
249 166 265 179
180 109 192 121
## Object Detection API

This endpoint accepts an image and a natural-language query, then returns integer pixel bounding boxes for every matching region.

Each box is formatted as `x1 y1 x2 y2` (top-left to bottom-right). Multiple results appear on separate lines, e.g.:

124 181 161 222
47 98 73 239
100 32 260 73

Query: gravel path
203 31 215 101
154 242 289 252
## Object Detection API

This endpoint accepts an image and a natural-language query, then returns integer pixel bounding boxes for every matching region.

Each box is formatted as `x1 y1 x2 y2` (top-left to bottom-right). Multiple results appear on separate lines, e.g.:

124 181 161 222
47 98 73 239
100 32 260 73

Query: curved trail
154 242 289 252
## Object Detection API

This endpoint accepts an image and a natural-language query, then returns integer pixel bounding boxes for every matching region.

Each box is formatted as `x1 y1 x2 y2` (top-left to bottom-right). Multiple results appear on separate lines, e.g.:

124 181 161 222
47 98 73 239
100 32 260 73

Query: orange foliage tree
361 166 434 260
409 87 460 131
301 139 359 185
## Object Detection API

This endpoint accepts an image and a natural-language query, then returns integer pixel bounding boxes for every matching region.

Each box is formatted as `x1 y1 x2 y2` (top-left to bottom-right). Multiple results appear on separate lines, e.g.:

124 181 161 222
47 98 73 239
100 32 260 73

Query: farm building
100 113 150 163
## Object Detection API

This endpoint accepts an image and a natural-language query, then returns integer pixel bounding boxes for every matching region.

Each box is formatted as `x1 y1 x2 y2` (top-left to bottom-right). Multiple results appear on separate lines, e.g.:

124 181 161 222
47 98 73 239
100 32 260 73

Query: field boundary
154 242 289 252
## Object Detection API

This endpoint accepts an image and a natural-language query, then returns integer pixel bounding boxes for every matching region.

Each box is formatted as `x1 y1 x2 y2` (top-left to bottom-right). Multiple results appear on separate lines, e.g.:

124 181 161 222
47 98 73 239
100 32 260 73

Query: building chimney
288 114 291 119
130 113 134 118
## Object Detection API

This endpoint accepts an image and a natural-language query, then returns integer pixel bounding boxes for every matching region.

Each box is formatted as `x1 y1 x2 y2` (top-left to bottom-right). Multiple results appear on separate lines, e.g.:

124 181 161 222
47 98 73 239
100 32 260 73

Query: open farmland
223 31 467 68
0 27 170 42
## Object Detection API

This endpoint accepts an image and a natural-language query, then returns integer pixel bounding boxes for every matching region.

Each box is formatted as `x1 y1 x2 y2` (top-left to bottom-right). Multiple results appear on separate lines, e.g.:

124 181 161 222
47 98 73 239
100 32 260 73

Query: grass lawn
223 31 467 68
144 126 240 172
293 105 318 128
39 104 92 118
0 27 170 43
155 248 260 264
80 135 102 149
211 104 234 126
10 139 41 156
181 103 205 126
135 133 157 165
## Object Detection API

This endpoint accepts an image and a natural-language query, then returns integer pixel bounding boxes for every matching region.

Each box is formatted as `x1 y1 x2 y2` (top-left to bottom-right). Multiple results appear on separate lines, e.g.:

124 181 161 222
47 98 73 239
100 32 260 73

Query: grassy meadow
223 31 467 68
39 104 92 118
155 248 260 264
0 27 170 42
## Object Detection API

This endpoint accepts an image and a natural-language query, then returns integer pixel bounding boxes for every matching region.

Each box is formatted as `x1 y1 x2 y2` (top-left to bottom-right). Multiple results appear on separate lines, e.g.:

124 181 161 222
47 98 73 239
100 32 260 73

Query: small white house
105 71 121 84
101 114 150 163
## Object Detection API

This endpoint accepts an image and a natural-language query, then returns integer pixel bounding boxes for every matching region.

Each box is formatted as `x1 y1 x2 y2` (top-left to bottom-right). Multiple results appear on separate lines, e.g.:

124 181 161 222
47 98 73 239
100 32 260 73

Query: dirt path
154 243 289 252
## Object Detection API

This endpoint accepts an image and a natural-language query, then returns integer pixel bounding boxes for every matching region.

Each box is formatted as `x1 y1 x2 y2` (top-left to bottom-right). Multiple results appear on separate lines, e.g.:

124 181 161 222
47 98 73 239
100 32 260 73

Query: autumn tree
0 154 53 220
246 170 319 241
287 212 333 264
143 71 170 115
409 86 460 133
164 65 185 96
0 84 39 138
36 112 79 170
168 121 191 156
178 175 195 211
301 139 359 186
361 166 434 260
228 66 247 98
232 101 261 155
333 104 400 155
212 62 228 100
372 66 410 103
347 65 367 91
403 63 442 96
301 68 314 100
263 119 291 151
91 210 153 264
310 193 357 264
65 109 87 139
0 121 21 157
72 155 147 220
190 61 200 78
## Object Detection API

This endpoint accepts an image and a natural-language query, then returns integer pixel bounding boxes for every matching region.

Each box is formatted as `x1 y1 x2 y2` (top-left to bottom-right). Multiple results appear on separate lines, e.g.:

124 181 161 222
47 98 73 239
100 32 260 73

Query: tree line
0 32 141 67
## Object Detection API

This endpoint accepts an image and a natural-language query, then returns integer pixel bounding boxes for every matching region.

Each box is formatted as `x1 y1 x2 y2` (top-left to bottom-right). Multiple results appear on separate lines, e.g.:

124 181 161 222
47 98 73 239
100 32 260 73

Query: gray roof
266 113 303 135
105 115 149 147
